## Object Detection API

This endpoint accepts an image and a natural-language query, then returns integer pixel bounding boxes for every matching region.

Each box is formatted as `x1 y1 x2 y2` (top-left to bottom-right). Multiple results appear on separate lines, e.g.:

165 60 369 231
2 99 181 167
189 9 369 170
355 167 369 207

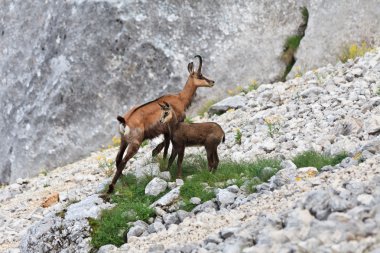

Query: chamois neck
167 111 179 136
179 77 197 108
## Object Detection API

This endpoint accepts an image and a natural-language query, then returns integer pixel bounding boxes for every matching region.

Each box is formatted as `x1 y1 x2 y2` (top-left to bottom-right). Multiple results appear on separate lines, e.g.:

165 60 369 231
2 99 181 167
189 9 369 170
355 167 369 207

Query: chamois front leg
152 141 164 157
176 146 185 179
163 133 170 159
108 142 140 194
152 134 171 159
167 148 178 170
115 137 128 168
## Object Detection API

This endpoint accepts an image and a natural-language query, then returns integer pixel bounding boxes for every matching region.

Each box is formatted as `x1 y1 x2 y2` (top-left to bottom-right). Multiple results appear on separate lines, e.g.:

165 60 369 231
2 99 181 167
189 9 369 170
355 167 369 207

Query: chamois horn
194 55 202 74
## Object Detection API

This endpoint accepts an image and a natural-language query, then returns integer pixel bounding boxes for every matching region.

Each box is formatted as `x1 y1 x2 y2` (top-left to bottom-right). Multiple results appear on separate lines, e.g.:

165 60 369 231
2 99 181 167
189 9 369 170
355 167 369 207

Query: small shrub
376 87 380 96
198 99 218 117
97 155 115 177
141 140 149 148
39 168 48 176
264 116 281 138
292 150 347 170
111 136 121 147
340 41 373 63
184 117 194 124
235 129 242 145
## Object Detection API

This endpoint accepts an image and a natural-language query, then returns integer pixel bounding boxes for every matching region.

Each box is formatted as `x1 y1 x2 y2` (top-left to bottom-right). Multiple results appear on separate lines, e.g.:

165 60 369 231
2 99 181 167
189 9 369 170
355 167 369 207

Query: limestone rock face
290 0 380 77
0 0 302 183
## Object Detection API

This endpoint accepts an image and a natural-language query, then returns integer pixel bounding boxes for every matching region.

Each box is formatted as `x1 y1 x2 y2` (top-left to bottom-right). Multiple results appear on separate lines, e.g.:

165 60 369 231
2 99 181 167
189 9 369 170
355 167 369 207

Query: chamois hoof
107 184 114 194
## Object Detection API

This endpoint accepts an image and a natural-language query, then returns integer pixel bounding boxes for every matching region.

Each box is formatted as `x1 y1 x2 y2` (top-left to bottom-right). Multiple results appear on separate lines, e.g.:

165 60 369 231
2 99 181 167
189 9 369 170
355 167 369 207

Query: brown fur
159 102 225 178
108 56 214 193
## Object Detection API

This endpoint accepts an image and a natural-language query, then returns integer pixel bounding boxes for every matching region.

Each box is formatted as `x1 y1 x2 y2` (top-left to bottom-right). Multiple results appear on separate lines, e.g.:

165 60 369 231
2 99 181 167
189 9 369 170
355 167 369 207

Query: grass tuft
292 151 347 170
169 155 281 210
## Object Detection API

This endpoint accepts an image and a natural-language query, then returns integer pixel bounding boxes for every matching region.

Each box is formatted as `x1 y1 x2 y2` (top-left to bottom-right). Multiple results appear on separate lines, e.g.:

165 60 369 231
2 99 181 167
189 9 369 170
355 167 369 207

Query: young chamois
159 102 225 178
108 56 214 193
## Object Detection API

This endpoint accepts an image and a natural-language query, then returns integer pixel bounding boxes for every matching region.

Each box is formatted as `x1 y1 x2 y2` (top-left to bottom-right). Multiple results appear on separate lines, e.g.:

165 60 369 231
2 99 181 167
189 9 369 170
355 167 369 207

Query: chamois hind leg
206 148 213 172
115 137 128 168
212 149 220 172
108 142 140 194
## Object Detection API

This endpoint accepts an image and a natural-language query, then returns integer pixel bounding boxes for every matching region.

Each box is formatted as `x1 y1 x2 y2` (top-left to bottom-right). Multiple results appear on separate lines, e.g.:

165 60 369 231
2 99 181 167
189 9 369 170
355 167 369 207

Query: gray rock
303 190 331 220
65 194 114 220
364 115 380 134
145 177 168 196
190 197 202 205
269 167 297 189
159 171 171 182
351 68 364 77
209 95 247 115
345 181 365 196
127 226 145 239
147 222 166 234
220 227 240 239
98 244 118 253
227 185 240 194
150 187 181 207
357 194 375 206
256 183 271 193
192 200 218 214
163 212 179 227
362 137 380 154
135 164 161 180
216 189 237 207
300 87 326 98
176 210 190 222
148 244 165 253
338 157 358 168
176 179 184 186
280 160 297 170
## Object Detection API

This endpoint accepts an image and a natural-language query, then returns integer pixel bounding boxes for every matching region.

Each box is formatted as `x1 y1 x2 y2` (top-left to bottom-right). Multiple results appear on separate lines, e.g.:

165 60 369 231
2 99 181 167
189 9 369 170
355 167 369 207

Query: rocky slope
2 0 380 184
1 48 380 253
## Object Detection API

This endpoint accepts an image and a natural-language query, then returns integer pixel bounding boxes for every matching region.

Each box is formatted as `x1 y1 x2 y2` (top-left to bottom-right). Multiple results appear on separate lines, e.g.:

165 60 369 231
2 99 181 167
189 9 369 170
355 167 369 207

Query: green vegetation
376 86 380 96
167 155 281 211
235 129 242 145
97 155 115 177
292 150 347 170
184 117 194 124
141 140 149 148
91 148 347 249
264 116 281 138
90 175 162 248
340 41 373 63
197 99 218 117
280 6 309 81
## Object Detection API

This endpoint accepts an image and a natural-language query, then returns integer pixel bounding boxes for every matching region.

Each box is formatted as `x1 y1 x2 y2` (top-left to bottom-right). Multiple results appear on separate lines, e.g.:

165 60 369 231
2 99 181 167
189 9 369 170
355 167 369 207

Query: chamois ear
158 103 166 110
187 62 194 74
163 101 170 109
117 116 126 125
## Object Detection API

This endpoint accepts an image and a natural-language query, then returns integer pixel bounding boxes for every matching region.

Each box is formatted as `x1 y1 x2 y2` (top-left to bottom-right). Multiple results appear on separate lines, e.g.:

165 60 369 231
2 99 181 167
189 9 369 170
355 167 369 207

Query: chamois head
158 102 173 124
188 55 215 87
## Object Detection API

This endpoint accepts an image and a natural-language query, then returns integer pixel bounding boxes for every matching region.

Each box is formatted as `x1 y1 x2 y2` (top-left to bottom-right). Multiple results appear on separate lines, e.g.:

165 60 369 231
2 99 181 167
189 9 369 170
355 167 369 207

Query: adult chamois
159 102 225 178
108 56 214 193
